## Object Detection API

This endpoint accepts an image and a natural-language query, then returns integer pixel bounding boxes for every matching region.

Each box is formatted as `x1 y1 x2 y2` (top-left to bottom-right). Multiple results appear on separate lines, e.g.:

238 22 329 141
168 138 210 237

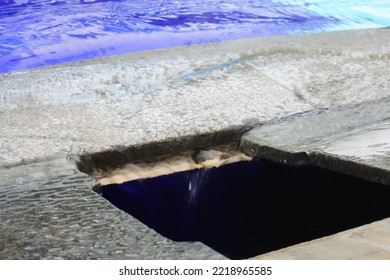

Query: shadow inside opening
100 159 390 259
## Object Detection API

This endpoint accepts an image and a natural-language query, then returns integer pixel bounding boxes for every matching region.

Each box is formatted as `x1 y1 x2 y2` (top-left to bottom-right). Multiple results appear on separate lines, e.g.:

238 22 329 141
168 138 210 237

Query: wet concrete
1 28 390 259
1 28 390 169
251 218 390 260
239 81 390 259
0 154 225 259
240 97 390 185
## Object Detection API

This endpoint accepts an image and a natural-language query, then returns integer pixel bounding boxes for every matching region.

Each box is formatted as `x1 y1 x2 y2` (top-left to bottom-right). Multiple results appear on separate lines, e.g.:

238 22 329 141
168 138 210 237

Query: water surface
1 0 389 73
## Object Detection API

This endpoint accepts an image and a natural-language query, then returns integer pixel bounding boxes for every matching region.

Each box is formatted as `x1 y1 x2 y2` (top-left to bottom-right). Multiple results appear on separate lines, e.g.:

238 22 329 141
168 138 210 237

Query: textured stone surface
252 218 390 260
2 28 390 168
256 34 390 108
0 154 225 259
240 97 390 185
240 90 390 260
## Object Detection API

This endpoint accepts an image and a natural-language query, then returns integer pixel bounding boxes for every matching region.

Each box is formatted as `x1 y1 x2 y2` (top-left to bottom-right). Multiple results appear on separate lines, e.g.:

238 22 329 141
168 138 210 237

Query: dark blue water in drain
1 0 390 73
102 160 390 259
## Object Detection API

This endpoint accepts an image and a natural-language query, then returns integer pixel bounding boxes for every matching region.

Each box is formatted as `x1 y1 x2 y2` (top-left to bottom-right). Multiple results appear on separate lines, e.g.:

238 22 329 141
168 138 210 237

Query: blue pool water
1 0 390 73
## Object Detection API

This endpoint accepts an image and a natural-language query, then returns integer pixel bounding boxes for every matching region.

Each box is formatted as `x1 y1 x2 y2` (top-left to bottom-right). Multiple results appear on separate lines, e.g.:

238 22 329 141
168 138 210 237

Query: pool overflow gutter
78 107 390 259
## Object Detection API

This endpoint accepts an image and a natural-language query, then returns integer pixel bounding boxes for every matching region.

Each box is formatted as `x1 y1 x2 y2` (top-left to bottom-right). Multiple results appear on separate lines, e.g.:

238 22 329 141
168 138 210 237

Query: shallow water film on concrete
0 155 225 259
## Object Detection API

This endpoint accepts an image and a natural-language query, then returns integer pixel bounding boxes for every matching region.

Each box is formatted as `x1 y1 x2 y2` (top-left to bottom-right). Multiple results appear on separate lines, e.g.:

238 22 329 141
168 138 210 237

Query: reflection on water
323 121 390 159
102 159 390 259
1 0 389 73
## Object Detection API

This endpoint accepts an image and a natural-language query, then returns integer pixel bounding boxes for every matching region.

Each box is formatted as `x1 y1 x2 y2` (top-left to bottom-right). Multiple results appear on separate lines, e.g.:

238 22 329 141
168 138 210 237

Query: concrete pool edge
75 125 253 175
240 97 390 186
0 154 227 260
251 217 390 260
1 28 390 259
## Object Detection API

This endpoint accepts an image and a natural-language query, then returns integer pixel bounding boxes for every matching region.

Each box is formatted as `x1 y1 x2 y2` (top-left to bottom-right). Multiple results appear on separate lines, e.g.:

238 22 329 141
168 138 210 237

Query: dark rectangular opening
100 159 390 259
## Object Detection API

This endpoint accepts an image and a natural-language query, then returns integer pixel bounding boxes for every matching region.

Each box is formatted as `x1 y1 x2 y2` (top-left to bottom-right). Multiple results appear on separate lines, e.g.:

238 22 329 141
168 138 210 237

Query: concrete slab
240 97 390 185
1 28 390 169
240 89 390 260
251 218 390 260
255 29 390 108
0 37 311 168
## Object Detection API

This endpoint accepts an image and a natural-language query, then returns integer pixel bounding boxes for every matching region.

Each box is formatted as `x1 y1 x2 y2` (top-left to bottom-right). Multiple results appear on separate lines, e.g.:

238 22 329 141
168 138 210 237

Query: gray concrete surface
0 154 225 259
240 96 390 260
1 28 390 259
1 28 390 168
240 97 390 185
252 218 390 260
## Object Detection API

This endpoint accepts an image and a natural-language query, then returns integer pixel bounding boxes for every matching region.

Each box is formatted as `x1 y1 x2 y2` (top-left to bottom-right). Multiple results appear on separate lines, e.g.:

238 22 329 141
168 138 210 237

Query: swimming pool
1 0 389 73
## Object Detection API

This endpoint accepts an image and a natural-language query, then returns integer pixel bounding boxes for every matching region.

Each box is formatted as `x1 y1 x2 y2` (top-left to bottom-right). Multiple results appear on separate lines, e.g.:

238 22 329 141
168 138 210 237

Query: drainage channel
88 147 390 260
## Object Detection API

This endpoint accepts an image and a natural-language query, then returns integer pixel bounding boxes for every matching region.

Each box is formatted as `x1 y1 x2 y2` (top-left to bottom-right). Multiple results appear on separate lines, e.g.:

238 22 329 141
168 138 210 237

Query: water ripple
2 0 388 73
